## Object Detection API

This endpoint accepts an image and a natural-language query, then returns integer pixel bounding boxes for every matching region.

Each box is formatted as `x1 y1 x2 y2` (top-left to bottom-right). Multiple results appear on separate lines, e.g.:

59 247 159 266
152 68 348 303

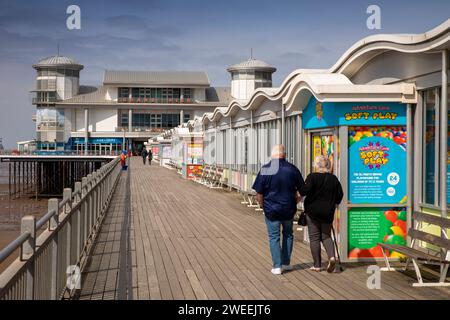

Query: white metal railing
0 156 122 300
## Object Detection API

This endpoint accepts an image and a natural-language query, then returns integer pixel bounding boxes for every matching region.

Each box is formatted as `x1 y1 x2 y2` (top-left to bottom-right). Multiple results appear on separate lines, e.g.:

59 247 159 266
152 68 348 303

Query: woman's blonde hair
313 155 331 173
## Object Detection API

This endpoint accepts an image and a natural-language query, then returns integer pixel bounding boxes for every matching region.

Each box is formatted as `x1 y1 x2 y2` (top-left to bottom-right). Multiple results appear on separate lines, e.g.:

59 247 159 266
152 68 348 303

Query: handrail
35 209 57 230
0 233 30 264
0 156 122 300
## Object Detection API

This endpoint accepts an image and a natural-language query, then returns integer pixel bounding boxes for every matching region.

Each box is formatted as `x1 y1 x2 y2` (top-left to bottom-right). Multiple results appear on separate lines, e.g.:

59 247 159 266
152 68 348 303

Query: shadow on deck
78 158 450 300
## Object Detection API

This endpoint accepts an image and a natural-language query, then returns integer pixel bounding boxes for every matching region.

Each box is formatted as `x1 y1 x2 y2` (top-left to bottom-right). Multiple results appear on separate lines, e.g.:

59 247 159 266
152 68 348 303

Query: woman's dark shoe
327 257 336 273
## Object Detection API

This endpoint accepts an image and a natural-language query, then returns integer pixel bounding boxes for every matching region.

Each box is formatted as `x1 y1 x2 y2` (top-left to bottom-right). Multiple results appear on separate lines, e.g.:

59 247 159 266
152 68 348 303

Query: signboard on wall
71 137 124 144
186 143 203 165
162 145 172 159
348 208 407 259
348 127 407 204
302 97 406 129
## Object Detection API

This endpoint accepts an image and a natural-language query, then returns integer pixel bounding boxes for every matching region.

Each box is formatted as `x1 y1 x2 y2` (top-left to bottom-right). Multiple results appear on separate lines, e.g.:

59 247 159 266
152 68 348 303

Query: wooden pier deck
78 158 450 300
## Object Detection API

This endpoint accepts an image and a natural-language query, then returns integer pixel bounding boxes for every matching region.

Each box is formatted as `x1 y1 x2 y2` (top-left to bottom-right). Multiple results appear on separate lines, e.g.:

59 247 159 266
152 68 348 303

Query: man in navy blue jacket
253 145 304 275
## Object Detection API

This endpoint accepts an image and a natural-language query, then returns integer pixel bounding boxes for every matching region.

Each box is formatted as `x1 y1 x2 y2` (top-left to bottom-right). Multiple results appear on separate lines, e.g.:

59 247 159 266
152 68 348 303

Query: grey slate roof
103 70 210 87
205 87 232 104
61 86 109 104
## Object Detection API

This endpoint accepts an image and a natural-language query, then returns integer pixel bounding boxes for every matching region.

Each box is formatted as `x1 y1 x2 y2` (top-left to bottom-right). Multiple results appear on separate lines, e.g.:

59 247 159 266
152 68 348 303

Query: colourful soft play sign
349 132 407 204
302 97 406 129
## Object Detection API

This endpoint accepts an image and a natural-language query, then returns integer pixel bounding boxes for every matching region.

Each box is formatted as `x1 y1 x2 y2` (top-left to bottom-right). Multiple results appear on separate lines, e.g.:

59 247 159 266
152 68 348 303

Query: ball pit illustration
348 126 407 151
349 209 407 259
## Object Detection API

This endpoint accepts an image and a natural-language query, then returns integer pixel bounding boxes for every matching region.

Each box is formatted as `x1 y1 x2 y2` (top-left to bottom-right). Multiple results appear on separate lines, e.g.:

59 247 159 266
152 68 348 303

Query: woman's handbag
297 211 307 226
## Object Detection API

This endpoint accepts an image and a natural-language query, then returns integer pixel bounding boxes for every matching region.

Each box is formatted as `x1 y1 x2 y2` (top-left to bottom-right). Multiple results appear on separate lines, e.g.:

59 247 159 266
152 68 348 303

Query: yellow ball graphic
390 251 407 260
390 226 405 237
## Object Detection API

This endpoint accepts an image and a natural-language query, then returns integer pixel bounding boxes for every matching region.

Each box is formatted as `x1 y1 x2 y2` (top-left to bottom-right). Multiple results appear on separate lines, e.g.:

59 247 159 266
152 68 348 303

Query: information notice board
348 208 407 259
348 126 407 205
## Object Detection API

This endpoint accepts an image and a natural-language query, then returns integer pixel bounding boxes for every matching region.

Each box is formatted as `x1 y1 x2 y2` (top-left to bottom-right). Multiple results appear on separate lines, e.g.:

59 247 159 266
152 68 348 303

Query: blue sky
0 0 449 148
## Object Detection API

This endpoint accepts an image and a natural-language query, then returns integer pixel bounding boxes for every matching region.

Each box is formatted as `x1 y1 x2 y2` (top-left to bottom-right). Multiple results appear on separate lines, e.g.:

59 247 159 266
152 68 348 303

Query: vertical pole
180 109 184 125
74 182 82 259
81 177 88 252
281 104 285 146
8 162 11 198
62 161 66 190
215 121 218 166
22 162 24 194
84 108 89 155
440 49 448 235
26 161 29 192
250 111 254 175
99 171 102 215
128 109 133 133
229 117 233 190
298 114 303 170
63 188 72 266
406 103 413 246
35 162 38 200
18 161 20 197
21 215 36 300
48 198 59 300
338 126 349 262
122 129 126 152
92 172 98 226
87 174 93 236
13 162 16 198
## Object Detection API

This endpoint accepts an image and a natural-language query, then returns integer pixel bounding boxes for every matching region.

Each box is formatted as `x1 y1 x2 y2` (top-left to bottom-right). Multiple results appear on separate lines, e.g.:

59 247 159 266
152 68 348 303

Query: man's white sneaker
282 265 293 271
271 268 282 275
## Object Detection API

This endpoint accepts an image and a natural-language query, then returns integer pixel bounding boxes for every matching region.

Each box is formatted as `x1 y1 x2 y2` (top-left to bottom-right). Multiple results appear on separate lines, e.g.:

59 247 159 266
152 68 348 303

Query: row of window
120 113 190 129
34 91 57 103
35 79 57 91
231 71 272 81
37 69 80 77
422 86 450 207
118 87 192 100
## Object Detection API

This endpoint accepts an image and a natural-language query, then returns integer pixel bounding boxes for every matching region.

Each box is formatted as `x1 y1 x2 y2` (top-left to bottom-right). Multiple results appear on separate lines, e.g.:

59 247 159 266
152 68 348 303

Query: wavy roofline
198 19 449 125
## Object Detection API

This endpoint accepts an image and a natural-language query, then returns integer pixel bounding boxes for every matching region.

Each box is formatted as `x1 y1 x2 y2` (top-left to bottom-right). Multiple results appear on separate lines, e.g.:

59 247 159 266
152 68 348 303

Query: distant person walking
148 149 153 165
253 145 305 275
299 155 343 273
142 148 148 165
120 151 127 170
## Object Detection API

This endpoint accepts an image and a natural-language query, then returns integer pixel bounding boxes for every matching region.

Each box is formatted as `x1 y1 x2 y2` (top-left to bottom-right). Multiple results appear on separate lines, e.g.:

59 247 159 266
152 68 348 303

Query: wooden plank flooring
79 158 450 300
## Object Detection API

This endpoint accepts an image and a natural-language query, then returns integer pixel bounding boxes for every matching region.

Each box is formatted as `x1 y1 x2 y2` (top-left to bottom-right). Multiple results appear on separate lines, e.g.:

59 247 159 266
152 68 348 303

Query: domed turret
32 55 84 103
227 58 276 100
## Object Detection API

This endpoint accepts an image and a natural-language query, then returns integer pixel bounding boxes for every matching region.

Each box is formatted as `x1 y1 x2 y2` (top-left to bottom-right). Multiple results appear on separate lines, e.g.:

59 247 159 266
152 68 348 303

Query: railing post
99 171 103 216
81 177 88 249
63 188 72 268
21 215 35 300
48 198 59 300
74 182 82 260
87 174 93 236
93 172 98 224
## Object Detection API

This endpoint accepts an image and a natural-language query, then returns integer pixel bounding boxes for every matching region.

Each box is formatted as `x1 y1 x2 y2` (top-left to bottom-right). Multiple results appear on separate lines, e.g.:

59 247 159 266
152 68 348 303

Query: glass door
310 130 335 173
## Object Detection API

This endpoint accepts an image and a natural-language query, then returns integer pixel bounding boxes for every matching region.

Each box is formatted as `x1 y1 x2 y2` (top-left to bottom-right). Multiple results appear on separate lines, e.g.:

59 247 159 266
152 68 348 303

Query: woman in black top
299 155 343 272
